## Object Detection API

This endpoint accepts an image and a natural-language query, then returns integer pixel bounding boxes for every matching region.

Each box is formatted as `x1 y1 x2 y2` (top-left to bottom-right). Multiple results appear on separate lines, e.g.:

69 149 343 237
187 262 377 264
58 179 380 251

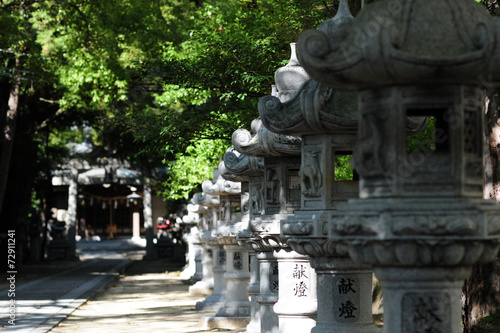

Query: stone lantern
260 46 378 333
197 168 242 314
127 189 142 240
258 5 382 333
181 198 205 283
232 117 305 333
298 1 500 332
233 117 322 333
189 192 219 297
231 42 321 333
223 150 265 333
201 156 252 330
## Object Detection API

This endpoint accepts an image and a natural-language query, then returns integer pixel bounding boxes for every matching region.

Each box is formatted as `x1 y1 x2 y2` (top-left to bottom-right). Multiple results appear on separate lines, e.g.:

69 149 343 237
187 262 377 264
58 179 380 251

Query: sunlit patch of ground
49 259 242 333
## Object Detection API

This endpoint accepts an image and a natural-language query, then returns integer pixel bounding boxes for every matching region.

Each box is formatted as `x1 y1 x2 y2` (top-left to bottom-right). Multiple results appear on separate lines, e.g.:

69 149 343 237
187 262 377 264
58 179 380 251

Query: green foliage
0 0 395 212
153 0 332 101
480 311 500 323
407 117 436 152
335 155 354 181
472 311 500 332
160 139 230 199
137 0 336 199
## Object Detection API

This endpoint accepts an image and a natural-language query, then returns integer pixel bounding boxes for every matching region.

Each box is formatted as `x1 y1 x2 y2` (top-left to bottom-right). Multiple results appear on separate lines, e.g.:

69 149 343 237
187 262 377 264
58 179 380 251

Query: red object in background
156 219 172 229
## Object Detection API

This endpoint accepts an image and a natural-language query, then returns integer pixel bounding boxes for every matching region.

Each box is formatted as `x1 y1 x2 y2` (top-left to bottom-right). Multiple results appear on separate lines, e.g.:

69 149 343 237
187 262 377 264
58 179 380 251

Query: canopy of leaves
134 0 341 196
1 0 351 221
12 0 492 216
161 139 228 199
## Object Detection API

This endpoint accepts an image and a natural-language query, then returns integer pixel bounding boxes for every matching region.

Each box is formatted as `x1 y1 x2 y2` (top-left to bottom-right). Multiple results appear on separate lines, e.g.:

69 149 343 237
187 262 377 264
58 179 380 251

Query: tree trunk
462 91 500 332
484 91 500 202
0 57 21 220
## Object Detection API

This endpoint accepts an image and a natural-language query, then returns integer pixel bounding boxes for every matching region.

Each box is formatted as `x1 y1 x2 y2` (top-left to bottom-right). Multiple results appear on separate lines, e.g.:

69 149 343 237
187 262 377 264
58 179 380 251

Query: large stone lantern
298 1 500 332
259 75 378 333
258 6 381 333
202 157 252 330
223 150 265 333
231 42 322 332
232 118 307 333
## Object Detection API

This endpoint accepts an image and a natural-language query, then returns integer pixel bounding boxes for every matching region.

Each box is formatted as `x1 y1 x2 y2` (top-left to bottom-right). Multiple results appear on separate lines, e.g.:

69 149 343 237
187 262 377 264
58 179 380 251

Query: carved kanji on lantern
257 2 380 332
231 42 314 333
297 1 500 332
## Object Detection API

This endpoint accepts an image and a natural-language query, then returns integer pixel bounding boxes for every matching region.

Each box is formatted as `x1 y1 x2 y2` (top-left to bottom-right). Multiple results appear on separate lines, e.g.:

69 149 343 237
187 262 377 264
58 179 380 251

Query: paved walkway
3 258 132 333
0 238 242 333
49 259 240 333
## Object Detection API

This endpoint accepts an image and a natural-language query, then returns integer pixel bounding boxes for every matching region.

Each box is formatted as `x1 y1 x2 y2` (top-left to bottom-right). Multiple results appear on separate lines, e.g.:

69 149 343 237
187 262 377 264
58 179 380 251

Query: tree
462 88 500 333
0 57 20 218
136 0 348 197
0 1 62 229
0 0 173 263
1 0 347 263
461 2 500 332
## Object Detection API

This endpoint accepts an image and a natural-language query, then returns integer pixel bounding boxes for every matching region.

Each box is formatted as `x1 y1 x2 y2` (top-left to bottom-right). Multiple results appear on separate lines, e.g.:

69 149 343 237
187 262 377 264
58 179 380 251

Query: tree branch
1 0 46 8
35 108 65 131
153 0 184 43
39 97 59 104
65 1 91 48
323 1 334 17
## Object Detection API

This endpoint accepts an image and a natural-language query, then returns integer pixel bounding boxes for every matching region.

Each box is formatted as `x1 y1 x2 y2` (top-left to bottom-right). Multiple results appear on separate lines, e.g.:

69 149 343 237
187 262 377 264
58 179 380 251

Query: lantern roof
221 149 264 181
193 192 220 207
259 79 358 135
201 168 241 195
232 118 301 157
298 0 500 90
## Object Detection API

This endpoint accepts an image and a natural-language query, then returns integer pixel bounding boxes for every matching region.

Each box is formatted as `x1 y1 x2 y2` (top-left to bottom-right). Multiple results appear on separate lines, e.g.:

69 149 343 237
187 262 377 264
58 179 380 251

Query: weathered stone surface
274 43 310 102
294 1 500 333
298 0 500 90
232 118 301 157
259 80 358 135
257 3 380 331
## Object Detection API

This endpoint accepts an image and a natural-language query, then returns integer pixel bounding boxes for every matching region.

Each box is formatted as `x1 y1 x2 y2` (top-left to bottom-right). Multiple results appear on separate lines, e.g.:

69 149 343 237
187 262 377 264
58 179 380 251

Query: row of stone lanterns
178 1 500 332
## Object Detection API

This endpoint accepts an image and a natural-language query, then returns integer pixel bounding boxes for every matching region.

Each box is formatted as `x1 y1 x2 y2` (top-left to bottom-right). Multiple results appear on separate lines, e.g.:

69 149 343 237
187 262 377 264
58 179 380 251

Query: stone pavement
4 258 132 333
0 237 243 333
49 257 242 333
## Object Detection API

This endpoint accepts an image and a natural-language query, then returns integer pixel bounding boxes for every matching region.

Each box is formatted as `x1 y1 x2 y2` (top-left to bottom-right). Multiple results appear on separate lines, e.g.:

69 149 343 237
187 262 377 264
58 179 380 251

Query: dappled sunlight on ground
49 259 242 333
